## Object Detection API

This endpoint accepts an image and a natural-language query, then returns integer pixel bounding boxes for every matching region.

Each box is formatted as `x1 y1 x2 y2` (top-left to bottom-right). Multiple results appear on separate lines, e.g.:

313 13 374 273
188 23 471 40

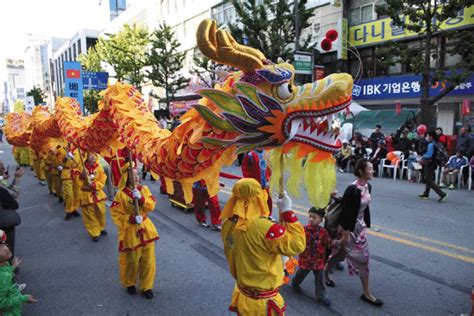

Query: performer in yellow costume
72 149 84 213
30 150 46 186
110 164 159 300
79 153 107 241
52 146 66 203
62 147 81 221
221 179 306 315
44 148 55 195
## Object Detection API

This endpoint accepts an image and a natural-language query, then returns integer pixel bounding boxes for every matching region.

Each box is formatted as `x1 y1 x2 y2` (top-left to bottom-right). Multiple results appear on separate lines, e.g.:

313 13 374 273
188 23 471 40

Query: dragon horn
196 19 265 73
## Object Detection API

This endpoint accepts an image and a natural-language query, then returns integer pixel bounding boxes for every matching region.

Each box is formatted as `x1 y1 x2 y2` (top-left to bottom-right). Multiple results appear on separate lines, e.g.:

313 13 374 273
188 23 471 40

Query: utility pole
294 0 300 51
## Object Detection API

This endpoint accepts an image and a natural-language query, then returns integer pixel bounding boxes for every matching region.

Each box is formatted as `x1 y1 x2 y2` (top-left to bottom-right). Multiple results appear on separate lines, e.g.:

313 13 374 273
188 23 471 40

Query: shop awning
343 108 420 136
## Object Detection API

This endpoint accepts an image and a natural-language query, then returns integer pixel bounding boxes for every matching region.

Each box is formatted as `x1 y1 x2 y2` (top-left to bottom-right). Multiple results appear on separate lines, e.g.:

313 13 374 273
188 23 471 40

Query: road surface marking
219 188 474 263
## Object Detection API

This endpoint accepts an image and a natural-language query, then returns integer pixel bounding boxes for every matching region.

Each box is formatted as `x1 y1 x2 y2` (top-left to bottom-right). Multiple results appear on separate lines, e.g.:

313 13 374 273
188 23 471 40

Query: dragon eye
276 83 293 100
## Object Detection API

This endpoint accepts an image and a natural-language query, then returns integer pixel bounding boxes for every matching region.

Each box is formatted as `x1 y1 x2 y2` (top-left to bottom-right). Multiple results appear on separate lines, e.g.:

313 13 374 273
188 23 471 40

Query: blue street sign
82 71 109 90
64 61 84 112
352 74 474 101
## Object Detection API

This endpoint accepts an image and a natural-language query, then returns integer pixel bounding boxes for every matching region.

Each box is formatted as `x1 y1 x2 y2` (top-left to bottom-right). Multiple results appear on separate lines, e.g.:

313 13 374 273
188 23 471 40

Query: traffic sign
82 71 109 90
294 51 313 75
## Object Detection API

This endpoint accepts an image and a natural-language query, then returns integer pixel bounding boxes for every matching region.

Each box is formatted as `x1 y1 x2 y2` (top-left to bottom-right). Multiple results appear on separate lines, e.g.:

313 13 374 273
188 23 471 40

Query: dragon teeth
288 119 302 141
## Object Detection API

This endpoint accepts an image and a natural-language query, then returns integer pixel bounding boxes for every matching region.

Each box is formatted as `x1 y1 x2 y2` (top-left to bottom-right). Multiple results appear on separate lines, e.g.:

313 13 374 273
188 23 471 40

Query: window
349 4 375 26
211 2 236 25
361 4 374 23
77 39 81 54
349 8 361 26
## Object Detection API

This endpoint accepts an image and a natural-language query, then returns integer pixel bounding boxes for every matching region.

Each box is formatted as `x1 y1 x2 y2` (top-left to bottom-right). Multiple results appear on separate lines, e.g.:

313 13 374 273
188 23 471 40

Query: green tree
27 86 44 105
376 1 474 125
229 0 313 61
190 53 220 88
145 23 189 110
77 47 104 114
97 23 149 89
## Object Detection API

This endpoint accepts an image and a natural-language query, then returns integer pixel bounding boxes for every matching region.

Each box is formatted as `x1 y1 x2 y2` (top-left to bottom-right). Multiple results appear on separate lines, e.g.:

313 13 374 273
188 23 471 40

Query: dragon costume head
193 19 353 207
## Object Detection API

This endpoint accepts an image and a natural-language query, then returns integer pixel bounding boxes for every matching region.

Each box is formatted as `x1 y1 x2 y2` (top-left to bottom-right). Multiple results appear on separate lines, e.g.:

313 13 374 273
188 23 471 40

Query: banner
64 61 83 112
350 6 474 47
352 74 474 100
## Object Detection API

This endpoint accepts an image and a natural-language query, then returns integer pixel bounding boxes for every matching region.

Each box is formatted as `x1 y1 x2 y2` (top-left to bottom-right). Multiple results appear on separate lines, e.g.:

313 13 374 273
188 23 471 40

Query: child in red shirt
291 207 331 306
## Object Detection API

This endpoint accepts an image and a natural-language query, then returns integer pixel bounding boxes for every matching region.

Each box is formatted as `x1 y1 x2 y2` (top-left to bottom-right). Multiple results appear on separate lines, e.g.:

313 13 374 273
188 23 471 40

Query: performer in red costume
105 148 136 188
241 149 273 216
192 180 222 231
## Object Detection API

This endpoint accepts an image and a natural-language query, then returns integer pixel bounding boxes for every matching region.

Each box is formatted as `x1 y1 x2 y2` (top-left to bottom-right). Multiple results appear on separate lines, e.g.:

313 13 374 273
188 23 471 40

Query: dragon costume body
4 19 353 207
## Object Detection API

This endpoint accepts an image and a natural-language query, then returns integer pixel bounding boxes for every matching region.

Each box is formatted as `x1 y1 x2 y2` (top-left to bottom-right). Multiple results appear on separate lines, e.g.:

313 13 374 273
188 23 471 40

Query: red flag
66 69 80 79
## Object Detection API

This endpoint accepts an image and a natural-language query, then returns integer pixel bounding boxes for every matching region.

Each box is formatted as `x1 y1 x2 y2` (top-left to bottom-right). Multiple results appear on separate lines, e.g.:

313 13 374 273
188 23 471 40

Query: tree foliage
77 47 104 114
27 86 44 105
145 23 189 110
96 23 149 88
229 0 313 62
189 53 220 88
376 1 474 124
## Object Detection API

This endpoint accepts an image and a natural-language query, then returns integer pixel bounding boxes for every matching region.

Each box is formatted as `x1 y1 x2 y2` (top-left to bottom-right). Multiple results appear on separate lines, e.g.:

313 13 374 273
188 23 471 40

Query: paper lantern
416 124 427 136
321 38 332 51
326 29 338 41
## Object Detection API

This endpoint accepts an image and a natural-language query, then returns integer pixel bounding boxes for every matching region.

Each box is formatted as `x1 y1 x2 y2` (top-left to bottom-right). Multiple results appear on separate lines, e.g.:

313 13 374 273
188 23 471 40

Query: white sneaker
439 182 447 188
17 283 27 292
449 184 455 190
338 168 344 173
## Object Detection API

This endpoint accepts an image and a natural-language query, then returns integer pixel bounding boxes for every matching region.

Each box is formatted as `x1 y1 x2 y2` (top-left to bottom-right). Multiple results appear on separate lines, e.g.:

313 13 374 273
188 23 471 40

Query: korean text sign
350 6 474 47
352 74 474 100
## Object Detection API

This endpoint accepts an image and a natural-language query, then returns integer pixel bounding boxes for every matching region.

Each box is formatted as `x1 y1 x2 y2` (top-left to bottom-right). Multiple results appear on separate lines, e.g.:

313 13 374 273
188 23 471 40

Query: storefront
351 74 474 135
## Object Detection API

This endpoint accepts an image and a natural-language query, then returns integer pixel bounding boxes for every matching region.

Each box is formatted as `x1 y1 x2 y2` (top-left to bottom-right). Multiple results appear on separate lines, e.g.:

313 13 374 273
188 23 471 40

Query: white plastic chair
469 167 473 190
439 156 469 188
380 151 404 180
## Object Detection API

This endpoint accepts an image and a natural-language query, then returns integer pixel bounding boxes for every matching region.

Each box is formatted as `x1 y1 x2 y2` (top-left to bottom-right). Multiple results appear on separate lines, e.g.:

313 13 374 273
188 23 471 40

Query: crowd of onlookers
336 123 474 190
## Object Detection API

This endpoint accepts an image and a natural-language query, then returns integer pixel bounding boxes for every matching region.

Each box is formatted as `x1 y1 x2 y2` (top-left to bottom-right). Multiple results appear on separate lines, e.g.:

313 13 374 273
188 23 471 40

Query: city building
51 29 101 100
24 35 50 100
3 59 27 113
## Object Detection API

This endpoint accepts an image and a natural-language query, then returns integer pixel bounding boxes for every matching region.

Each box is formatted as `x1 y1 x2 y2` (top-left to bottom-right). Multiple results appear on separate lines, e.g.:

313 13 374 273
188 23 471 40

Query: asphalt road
1 141 472 315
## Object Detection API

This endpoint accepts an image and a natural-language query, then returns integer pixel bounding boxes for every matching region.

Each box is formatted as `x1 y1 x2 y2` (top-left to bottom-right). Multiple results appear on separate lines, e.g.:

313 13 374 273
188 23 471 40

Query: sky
0 0 110 60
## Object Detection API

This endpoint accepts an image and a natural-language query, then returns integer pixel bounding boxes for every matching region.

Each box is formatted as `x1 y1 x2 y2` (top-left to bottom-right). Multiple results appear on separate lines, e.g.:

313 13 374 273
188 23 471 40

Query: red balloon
416 124 427 136
321 38 332 51
326 29 338 41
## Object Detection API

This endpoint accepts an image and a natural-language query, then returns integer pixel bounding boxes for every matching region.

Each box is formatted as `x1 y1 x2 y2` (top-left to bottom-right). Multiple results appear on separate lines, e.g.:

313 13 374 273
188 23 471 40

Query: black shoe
360 294 383 307
72 211 80 217
438 193 448 203
142 290 154 299
100 230 108 236
127 286 136 295
64 213 73 221
418 194 429 200
325 279 335 287
210 225 222 232
291 282 302 293
58 197 64 203
150 178 156 182
53 193 57 197
92 236 99 242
